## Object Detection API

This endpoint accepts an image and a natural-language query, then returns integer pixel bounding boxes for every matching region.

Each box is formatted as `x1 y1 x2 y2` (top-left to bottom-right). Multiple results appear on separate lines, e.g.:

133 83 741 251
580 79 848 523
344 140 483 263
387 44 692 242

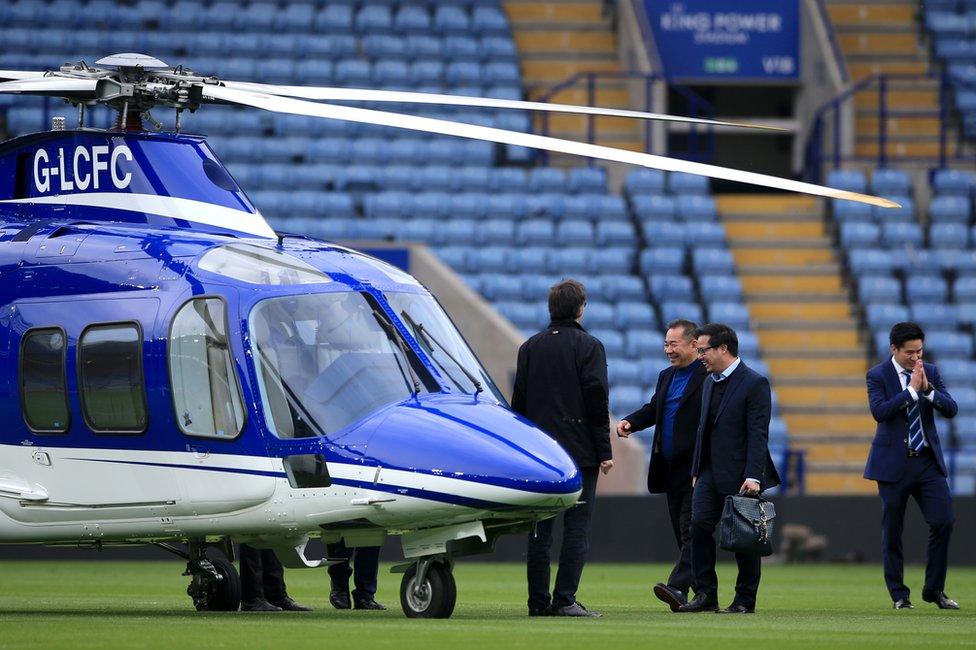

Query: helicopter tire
399 561 457 619
190 556 242 612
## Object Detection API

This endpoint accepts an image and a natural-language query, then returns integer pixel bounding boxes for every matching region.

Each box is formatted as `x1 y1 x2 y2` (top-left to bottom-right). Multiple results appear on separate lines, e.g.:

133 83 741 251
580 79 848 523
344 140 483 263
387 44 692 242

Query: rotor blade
0 76 98 99
202 85 898 208
221 80 787 133
0 70 42 82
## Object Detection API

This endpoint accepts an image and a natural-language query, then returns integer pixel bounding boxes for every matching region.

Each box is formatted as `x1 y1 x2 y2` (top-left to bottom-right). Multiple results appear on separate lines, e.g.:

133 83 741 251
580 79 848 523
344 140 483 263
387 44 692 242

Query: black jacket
623 361 706 494
690 361 781 494
511 319 611 468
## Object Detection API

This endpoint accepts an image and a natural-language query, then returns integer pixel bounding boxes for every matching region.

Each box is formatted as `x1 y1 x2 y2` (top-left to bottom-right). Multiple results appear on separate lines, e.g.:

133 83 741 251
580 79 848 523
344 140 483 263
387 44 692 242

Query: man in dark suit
512 279 613 618
677 323 780 614
327 541 385 610
238 544 311 611
864 321 959 610
617 319 706 611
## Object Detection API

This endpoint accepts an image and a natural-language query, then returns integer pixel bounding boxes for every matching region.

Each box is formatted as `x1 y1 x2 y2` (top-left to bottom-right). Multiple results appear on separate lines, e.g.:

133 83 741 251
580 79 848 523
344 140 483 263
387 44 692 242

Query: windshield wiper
254 345 328 438
371 308 421 398
400 311 483 395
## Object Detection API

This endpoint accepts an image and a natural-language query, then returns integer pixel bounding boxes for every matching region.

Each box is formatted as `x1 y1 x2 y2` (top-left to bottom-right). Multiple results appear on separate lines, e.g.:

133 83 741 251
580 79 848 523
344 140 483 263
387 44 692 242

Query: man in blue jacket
864 322 959 610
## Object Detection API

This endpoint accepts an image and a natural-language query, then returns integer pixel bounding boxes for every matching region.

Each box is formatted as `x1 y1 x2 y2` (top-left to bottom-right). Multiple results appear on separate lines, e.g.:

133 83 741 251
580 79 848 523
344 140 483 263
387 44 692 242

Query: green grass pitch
0 561 973 648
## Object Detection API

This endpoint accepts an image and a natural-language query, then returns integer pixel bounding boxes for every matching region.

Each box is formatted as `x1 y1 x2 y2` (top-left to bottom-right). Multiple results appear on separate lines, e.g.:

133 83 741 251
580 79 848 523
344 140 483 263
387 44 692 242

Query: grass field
0 561 973 648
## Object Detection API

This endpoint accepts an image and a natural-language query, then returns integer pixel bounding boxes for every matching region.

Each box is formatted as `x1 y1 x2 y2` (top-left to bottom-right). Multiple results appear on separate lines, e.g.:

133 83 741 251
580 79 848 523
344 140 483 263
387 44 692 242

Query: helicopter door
168 295 276 515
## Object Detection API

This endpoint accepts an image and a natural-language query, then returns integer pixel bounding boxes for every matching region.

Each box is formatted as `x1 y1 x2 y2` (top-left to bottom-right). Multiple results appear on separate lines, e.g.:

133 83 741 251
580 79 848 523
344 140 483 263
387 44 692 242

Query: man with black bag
617 319 706 612
678 323 780 614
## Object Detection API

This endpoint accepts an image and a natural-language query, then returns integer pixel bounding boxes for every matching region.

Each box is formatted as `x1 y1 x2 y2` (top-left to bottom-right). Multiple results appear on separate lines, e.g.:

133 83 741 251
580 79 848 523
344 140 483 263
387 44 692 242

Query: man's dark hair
548 279 586 321
890 321 925 349
695 322 738 357
667 319 698 341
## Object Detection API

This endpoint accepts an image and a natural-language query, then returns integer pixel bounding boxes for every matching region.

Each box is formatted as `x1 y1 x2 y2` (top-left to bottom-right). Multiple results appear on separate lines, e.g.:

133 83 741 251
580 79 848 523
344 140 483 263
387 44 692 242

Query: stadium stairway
718 194 875 494
504 0 644 154
827 0 960 159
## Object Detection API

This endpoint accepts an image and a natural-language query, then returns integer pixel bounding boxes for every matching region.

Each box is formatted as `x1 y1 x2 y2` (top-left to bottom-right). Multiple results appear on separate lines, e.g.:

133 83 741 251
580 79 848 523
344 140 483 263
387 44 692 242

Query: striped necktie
903 370 927 452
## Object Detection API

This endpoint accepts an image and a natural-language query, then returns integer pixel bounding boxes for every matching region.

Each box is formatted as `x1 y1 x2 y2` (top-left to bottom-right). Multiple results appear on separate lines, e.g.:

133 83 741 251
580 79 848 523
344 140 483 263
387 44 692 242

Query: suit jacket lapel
698 376 713 433
677 362 706 408
714 362 747 420
656 366 676 423
883 357 905 399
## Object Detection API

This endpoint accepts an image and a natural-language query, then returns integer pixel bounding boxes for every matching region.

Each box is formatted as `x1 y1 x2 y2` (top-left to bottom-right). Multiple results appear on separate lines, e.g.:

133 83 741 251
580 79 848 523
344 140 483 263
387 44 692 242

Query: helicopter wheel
399 560 456 619
187 555 242 612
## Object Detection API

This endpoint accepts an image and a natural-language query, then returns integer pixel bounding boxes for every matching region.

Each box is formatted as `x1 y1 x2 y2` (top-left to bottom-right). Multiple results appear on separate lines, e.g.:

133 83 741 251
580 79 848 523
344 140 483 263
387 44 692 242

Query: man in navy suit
617 319 707 611
677 323 780 614
864 322 959 610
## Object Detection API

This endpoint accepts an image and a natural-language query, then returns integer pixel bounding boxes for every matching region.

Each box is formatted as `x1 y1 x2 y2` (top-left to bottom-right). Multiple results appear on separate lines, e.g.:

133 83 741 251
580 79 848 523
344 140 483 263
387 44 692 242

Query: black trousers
878 449 954 602
664 474 695 594
327 540 381 601
690 469 762 609
526 466 599 610
238 544 287 603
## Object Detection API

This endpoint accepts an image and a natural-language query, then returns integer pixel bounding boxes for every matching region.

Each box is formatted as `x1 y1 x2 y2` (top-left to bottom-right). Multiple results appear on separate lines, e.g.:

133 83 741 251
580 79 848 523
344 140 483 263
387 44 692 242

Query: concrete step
854 139 959 157
754 318 857 331
773 375 866 387
715 194 819 216
538 113 644 133
732 248 836 267
857 116 943 137
848 60 929 79
804 471 875 495
838 32 921 55
742 275 845 294
521 59 620 84
724 221 826 240
756 328 859 348
507 1 608 24
768 356 867 377
827 4 917 26
514 30 615 53
763 347 865 359
776 385 868 408
854 89 939 110
541 86 630 106
803 442 871 464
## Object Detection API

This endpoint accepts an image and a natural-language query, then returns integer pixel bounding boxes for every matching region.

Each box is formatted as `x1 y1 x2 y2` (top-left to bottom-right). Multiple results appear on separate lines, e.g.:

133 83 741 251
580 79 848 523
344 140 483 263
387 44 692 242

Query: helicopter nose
355 398 582 512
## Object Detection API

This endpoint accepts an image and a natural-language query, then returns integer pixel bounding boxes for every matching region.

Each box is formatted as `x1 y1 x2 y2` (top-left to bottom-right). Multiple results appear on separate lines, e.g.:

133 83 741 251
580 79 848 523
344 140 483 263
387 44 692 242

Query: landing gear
178 542 242 612
399 558 456 619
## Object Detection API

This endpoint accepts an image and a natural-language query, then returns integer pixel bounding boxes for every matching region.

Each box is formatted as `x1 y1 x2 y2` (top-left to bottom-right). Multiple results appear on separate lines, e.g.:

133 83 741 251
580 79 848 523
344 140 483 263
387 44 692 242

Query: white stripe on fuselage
0 193 276 238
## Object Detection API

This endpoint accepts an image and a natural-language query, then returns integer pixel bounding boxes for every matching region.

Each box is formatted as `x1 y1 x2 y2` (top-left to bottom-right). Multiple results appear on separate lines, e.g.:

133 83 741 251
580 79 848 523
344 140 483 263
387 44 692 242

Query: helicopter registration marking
33 145 133 194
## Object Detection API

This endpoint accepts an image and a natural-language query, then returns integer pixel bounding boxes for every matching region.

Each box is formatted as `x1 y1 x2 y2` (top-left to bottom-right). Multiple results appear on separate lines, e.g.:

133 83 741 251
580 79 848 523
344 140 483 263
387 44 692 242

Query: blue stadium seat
435 5 472 34
556 221 595 246
597 196 629 222
953 387 976 415
480 274 523 301
470 247 509 273
399 218 438 243
859 276 902 303
737 332 760 356
871 168 913 196
528 168 567 194
632 195 676 221
615 302 656 329
275 4 316 31
625 330 661 356
691 248 734 274
910 304 958 330
508 247 549 274
584 302 616 328
483 62 520 85
873 197 916 223
442 219 478 245
881 222 923 248
480 36 518 61
315 5 354 32
395 5 431 33
471 6 510 35
676 196 717 221
435 247 470 271
649 274 694 301
927 10 969 37
660 301 704 324
867 303 910 329
640 248 685 274
931 223 970 249
525 193 565 219
938 359 976 384
956 276 976 301
356 5 393 32
625 169 667 196
708 302 751 329
548 248 591 274
906 276 949 303
363 35 408 60
932 168 976 197
611 386 646 418
833 199 874 223
930 195 972 223
604 275 647 301
930 330 974 358
668 172 710 195
840 222 881 248
597 222 636 246
684 222 726 247
335 59 372 86
827 169 867 193
446 60 482 85
567 167 607 194
522 275 560 300
406 34 443 60
699 275 743 300
490 168 528 193
596 331 626 357
643 222 684 247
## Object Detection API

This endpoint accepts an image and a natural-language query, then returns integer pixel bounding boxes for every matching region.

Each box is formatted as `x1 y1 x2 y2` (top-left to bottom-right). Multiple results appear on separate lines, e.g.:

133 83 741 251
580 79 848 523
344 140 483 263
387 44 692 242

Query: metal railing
805 71 975 183
533 71 720 164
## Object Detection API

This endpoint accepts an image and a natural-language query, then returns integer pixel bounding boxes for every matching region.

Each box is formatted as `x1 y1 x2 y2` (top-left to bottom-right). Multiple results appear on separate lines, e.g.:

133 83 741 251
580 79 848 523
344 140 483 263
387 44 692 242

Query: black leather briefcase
719 495 776 557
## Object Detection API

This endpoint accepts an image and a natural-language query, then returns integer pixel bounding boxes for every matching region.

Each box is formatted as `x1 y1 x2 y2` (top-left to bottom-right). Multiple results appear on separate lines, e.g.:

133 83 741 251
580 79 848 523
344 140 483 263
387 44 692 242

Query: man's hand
739 479 760 496
616 420 632 438
908 361 925 393
919 363 931 393
600 460 614 475
692 476 697 488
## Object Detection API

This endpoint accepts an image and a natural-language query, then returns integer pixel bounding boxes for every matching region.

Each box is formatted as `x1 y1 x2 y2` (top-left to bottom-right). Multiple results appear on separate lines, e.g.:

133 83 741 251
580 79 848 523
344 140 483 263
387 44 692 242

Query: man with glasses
617 319 706 612
864 322 959 610
513 279 613 617
678 323 779 614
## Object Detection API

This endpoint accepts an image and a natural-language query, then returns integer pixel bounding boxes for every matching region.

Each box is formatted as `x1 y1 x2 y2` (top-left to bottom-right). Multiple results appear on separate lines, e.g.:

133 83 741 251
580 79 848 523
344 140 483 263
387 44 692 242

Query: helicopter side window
78 322 147 435
169 298 246 440
20 327 70 434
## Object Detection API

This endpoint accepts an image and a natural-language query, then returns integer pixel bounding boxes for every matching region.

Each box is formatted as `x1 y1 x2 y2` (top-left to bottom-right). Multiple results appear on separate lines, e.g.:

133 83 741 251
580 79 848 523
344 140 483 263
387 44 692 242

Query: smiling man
617 319 706 612
864 322 959 611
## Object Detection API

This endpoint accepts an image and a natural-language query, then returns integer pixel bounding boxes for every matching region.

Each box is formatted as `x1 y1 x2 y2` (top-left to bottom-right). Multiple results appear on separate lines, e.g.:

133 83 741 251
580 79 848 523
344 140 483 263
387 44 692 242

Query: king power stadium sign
646 0 800 81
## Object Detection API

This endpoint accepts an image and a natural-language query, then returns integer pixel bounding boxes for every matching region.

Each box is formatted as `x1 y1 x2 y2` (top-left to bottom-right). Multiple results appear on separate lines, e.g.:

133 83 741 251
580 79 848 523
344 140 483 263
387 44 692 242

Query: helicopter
0 53 894 618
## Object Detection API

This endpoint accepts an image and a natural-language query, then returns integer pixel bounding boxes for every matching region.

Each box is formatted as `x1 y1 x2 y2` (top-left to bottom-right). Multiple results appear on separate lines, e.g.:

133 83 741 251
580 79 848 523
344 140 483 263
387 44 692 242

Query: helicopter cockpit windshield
385 292 504 403
249 292 438 439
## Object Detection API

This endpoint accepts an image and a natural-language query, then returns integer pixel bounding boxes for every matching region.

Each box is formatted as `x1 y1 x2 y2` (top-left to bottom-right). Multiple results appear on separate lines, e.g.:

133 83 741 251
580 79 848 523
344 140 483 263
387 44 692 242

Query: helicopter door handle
32 452 51 467
188 447 210 460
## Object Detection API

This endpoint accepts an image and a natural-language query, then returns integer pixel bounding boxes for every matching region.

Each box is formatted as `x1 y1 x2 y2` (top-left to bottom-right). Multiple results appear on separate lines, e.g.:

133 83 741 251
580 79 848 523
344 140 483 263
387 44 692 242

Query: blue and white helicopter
0 54 894 617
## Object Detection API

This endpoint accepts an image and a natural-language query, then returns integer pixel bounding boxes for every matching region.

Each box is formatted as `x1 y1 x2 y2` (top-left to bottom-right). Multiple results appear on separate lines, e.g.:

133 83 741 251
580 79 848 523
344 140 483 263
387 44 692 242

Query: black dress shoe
677 593 719 613
330 589 351 610
550 601 602 617
271 596 312 611
653 583 688 612
893 599 914 609
528 606 551 617
923 592 960 609
716 604 755 614
241 598 282 612
354 596 387 610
